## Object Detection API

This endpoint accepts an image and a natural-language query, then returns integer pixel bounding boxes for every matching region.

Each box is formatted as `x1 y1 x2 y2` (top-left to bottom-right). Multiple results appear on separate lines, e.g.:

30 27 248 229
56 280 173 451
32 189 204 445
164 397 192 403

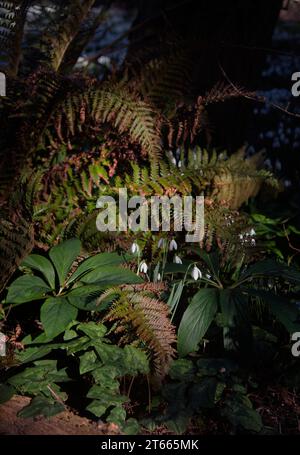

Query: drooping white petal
139 261 148 274
169 239 178 251
130 242 140 254
191 265 202 281
174 255 182 264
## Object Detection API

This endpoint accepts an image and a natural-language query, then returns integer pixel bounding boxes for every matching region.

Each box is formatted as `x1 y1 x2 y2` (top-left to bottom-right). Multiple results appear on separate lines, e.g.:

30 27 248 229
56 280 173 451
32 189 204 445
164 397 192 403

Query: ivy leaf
221 393 263 433
18 396 64 419
79 351 99 374
0 383 14 404
41 297 78 339
49 238 81 286
178 288 218 357
21 254 56 289
6 276 51 305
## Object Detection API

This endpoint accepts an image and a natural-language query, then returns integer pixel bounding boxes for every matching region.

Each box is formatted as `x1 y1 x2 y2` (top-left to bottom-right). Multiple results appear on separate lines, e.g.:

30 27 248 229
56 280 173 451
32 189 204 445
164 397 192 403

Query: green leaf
21 254 56 289
107 406 126 425
49 238 81 286
219 290 251 351
41 297 78 339
178 289 218 357
122 418 140 435
0 383 14 404
77 322 107 339
18 396 64 419
67 252 126 285
6 276 51 305
80 266 143 286
240 259 300 284
79 351 99 374
169 359 195 381
86 400 107 418
245 289 300 334
15 345 53 364
221 393 263 433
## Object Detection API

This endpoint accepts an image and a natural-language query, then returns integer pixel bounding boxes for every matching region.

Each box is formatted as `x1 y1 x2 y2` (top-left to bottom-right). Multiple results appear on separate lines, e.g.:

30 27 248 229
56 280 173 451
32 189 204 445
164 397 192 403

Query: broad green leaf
77 322 107 339
0 383 14 404
178 288 218 357
80 266 143 286
219 290 251 351
240 259 300 284
18 396 64 419
245 288 300 334
221 393 263 432
66 285 106 311
15 345 53 364
67 252 126 285
86 400 107 418
41 297 78 339
122 345 149 376
107 406 126 425
6 276 51 305
169 359 195 381
91 366 120 389
121 418 140 435
49 238 81 286
79 351 99 374
21 254 56 289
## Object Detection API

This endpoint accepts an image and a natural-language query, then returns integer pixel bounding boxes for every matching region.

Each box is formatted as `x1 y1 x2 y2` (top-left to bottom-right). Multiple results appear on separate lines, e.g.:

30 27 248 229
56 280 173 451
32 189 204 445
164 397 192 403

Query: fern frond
104 287 176 382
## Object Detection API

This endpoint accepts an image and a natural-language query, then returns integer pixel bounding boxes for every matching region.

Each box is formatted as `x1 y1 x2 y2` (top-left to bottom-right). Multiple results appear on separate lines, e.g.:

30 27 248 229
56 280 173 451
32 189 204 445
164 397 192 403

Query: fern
0 0 30 76
101 284 176 383
0 173 40 292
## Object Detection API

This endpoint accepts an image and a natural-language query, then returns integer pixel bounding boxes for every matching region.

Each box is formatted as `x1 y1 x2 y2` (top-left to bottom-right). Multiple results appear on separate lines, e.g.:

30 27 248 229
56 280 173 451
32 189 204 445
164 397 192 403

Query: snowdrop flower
139 261 148 274
158 238 165 249
251 238 256 246
191 265 202 281
130 242 140 255
178 160 182 168
174 255 182 264
157 273 161 281
169 239 178 251
239 234 244 240
250 228 256 236
206 274 211 279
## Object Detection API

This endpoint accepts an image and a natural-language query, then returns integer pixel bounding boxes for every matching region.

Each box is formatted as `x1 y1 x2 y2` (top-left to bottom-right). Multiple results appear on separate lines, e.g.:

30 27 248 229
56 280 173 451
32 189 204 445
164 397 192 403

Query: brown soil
0 396 121 435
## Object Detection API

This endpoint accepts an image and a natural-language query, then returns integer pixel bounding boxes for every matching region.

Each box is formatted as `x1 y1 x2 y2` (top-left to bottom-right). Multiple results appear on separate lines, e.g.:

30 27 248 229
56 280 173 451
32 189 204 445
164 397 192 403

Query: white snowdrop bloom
275 159 282 172
157 273 161 281
250 228 256 236
206 274 211 279
169 239 178 251
251 239 256 246
178 160 182 168
139 261 148 274
171 157 177 165
284 180 292 188
130 242 140 254
174 255 182 264
239 234 244 240
158 238 165 248
77 56 88 67
98 55 111 66
191 265 202 281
